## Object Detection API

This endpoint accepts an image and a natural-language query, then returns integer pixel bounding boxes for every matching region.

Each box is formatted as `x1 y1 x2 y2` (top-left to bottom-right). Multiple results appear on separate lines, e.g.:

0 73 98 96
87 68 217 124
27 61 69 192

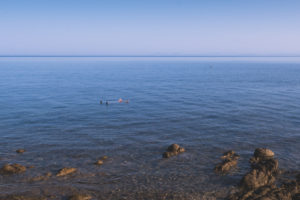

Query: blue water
0 57 300 199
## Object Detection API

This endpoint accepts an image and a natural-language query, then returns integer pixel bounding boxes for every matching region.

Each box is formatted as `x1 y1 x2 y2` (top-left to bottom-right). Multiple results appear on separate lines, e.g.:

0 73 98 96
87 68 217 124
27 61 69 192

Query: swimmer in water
100 99 129 105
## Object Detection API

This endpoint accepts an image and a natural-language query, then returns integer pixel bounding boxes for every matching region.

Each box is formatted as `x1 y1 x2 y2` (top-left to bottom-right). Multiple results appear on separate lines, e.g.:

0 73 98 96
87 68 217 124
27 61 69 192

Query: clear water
0 57 300 199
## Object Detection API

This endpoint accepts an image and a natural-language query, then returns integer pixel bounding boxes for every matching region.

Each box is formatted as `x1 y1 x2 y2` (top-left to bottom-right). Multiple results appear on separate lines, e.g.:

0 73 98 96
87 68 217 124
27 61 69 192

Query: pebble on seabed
16 149 26 154
56 167 77 177
69 194 92 200
101 155 108 160
95 160 104 165
94 155 108 165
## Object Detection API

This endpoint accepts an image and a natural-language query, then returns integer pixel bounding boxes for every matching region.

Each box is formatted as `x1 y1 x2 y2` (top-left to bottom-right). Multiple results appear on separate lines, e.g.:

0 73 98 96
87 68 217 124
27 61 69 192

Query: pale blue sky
1 0 300 56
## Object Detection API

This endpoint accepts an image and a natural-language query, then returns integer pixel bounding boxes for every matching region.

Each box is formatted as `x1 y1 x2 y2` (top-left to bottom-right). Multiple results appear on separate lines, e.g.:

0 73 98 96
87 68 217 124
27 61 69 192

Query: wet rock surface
228 148 299 200
215 150 240 174
56 167 77 177
162 144 185 158
0 163 26 175
253 148 274 158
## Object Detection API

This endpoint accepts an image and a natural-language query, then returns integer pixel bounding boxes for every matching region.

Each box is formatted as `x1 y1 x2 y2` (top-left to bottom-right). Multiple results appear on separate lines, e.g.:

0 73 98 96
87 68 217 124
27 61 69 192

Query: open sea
0 57 300 199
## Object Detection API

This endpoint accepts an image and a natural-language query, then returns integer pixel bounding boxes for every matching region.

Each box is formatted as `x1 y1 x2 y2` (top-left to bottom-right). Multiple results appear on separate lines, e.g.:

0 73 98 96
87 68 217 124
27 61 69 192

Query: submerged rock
215 150 240 174
16 149 26 154
0 163 26 175
162 144 185 158
56 167 77 177
30 172 52 182
69 194 92 200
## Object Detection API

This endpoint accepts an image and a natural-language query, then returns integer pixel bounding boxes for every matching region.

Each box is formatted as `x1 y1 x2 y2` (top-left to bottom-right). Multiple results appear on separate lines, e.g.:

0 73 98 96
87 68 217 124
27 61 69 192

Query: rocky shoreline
226 148 299 200
0 145 299 200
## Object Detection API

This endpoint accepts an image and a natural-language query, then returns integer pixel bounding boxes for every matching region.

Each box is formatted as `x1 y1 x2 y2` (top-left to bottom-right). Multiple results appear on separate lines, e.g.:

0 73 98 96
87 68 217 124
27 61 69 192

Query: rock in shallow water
215 150 240 174
167 144 180 152
56 167 77 177
254 148 275 158
0 163 26 175
241 158 279 190
162 144 185 158
228 148 300 200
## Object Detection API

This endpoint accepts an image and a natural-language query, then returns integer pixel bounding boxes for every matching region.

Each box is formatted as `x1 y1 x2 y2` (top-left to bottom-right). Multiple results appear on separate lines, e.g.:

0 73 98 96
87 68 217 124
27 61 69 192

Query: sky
0 0 300 56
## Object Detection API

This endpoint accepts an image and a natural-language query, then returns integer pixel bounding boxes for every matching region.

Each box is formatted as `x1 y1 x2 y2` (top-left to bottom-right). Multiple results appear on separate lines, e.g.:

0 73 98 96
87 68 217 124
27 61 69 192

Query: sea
0 57 300 199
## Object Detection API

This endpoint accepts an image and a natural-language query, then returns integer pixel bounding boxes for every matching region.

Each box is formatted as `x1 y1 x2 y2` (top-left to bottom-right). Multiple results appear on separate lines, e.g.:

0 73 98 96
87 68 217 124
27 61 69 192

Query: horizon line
1 55 300 58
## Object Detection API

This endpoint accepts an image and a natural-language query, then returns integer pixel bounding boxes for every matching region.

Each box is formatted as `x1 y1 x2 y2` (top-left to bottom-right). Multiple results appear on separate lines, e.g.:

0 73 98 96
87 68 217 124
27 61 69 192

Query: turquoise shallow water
0 57 300 199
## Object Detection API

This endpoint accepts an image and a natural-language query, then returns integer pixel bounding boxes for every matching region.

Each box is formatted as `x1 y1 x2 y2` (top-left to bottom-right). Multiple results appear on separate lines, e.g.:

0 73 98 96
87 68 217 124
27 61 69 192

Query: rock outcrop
215 150 240 173
162 144 185 158
228 148 300 200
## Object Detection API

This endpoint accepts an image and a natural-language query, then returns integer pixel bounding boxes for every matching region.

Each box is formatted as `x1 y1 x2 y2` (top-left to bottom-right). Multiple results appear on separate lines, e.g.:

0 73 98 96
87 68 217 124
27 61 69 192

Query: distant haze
1 0 300 56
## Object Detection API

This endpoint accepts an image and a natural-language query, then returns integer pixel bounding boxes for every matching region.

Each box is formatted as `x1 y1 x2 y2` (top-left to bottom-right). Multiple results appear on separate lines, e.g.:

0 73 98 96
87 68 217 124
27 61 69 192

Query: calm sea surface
0 57 300 199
